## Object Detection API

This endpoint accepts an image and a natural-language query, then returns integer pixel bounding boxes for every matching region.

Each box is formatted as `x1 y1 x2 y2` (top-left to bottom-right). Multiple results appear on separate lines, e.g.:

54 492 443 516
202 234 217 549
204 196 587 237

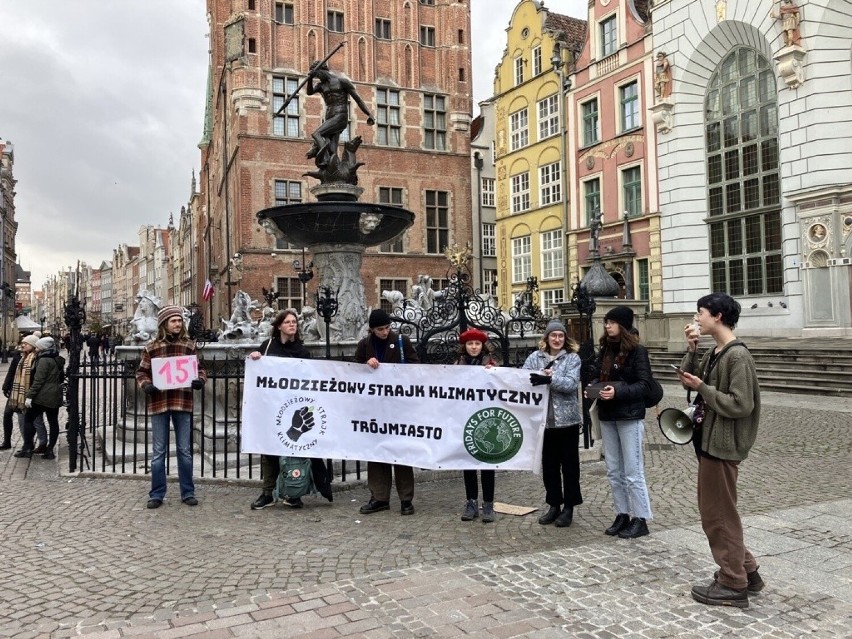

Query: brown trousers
367 461 414 502
697 456 759 590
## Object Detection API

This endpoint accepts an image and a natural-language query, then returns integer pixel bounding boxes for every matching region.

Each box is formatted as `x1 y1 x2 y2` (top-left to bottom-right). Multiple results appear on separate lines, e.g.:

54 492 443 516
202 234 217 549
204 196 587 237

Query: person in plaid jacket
136 305 207 509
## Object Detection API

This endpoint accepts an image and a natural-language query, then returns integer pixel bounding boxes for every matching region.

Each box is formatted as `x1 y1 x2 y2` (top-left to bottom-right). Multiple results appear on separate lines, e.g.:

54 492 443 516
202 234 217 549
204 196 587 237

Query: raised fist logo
286 406 315 442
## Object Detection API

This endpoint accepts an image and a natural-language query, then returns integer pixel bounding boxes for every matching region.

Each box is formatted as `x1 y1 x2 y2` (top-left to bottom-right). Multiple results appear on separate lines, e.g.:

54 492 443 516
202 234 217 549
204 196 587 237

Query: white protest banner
151 355 199 390
241 357 549 471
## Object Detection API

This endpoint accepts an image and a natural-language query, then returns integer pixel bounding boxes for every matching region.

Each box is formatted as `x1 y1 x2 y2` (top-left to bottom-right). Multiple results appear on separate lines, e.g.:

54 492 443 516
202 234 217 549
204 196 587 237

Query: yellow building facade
492 1 586 315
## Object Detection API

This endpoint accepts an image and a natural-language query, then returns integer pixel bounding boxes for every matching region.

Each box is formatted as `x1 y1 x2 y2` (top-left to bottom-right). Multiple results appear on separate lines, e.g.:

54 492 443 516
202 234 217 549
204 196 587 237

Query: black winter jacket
589 344 654 421
258 338 311 359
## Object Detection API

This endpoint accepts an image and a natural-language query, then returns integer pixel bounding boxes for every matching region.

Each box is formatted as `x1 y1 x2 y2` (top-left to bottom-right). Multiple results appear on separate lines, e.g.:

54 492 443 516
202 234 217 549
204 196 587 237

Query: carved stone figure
299 305 323 342
771 0 802 47
381 289 406 313
716 0 726 23
654 52 672 100
808 223 827 244
220 290 259 342
129 290 161 344
256 306 277 340
416 274 436 311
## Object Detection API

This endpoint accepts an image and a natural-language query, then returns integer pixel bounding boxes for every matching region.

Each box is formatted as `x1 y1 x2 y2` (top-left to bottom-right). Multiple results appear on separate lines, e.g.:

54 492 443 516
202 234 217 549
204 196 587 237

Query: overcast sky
0 0 586 293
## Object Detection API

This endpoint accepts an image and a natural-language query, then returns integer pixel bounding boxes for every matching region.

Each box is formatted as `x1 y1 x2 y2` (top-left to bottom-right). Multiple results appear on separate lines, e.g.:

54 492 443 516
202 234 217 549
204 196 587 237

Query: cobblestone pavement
1 384 850 638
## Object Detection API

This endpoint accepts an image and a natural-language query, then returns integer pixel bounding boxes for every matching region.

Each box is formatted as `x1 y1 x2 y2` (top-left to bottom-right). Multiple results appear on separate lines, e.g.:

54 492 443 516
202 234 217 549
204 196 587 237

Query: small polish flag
202 279 214 302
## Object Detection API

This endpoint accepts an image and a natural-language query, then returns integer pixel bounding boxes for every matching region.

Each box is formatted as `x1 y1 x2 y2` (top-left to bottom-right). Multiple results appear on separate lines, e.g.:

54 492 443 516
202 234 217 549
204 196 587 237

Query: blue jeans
600 418 653 520
149 411 195 501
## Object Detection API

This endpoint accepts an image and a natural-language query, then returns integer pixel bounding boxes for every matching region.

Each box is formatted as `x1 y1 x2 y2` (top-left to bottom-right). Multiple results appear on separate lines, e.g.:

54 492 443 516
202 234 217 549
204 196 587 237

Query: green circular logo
463 407 523 464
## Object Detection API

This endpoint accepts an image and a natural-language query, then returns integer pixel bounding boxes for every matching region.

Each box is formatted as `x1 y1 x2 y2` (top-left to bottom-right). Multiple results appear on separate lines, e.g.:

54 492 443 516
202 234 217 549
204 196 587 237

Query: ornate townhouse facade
198 0 474 324
492 1 586 316
470 99 498 297
566 0 660 309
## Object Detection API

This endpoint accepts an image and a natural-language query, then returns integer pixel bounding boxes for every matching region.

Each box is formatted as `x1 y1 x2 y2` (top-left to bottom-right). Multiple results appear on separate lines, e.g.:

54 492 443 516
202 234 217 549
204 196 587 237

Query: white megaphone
657 406 696 445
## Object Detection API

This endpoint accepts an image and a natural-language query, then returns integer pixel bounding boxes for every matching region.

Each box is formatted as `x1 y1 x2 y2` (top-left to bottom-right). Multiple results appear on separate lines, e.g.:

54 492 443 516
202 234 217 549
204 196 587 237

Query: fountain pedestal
257 194 415 341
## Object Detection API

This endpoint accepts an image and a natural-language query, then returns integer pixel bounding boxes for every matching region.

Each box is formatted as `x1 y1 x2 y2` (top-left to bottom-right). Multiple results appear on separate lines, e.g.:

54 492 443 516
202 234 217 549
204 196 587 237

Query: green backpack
273 456 315 501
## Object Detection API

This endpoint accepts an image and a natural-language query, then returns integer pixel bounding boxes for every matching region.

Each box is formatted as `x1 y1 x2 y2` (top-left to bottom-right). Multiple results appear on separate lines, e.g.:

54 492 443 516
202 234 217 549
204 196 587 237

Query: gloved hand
2 389 9 398
529 373 552 386
142 383 159 396
24 398 33 408
191 379 204 390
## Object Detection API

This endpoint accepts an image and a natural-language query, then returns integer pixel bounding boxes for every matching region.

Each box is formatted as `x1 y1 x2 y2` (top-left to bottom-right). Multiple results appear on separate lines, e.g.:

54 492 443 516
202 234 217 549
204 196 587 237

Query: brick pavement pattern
1 385 850 637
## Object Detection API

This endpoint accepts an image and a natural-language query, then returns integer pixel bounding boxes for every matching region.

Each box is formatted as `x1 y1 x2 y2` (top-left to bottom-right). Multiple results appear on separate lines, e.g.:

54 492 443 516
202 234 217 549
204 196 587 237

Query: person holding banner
355 309 420 516
523 320 583 528
247 308 333 510
455 328 499 523
136 305 207 509
587 306 654 539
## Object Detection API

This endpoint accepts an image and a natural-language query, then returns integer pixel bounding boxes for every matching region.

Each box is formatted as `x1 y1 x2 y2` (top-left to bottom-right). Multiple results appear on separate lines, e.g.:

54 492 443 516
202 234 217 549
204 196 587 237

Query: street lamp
0 281 12 363
315 285 338 360
292 247 314 307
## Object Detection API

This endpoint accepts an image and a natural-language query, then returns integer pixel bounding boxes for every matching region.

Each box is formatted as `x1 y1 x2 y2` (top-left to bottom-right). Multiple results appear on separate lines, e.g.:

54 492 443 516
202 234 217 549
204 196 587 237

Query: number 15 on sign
151 355 199 390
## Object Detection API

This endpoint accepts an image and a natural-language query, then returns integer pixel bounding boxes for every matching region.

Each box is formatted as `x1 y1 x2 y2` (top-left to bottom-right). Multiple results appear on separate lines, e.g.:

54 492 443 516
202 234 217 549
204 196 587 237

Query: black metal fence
64 266 589 480
69 354 365 483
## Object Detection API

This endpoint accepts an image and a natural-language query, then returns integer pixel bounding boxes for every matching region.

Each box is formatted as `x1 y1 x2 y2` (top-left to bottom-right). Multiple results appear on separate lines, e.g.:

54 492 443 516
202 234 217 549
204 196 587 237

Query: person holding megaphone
676 293 763 609
586 306 655 540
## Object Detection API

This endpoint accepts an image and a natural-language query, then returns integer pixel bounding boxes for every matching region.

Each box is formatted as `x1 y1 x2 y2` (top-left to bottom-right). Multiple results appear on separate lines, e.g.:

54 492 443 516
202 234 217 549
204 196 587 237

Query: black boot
618 517 649 539
538 505 560 525
605 513 631 536
554 506 574 528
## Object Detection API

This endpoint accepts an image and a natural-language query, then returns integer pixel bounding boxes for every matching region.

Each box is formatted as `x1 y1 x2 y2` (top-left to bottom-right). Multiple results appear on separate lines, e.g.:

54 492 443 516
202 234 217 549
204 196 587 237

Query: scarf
10 351 35 411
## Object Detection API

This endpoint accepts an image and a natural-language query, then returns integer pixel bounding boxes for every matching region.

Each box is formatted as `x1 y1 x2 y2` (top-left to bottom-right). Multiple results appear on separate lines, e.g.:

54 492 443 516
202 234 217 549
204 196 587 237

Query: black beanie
603 306 634 331
368 309 392 328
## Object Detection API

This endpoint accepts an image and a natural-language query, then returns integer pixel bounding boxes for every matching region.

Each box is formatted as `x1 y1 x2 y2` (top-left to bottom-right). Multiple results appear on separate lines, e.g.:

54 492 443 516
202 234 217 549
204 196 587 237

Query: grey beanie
543 320 567 339
35 337 55 351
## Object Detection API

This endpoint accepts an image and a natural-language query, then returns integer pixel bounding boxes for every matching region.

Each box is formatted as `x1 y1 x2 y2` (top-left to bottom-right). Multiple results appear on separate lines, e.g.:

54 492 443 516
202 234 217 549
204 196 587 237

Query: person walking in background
247 308 333 510
136 306 207 509
588 306 654 540
355 309 420 516
678 293 762 609
455 328 499 523
523 320 583 528
2 335 47 453
19 337 65 460
86 332 101 365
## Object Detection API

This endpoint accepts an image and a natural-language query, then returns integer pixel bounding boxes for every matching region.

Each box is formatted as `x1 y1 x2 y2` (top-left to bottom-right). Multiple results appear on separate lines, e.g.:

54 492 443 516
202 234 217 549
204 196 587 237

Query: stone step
646 345 850 396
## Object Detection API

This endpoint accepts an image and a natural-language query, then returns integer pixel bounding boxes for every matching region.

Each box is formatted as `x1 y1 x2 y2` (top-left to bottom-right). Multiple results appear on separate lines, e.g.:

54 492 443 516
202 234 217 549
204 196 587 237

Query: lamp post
0 281 11 363
292 248 314 308
315 285 338 360
64 294 87 472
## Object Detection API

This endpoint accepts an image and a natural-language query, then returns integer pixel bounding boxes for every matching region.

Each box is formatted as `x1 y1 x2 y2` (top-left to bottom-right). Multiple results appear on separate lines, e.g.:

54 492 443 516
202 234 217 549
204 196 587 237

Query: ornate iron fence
62 266 577 478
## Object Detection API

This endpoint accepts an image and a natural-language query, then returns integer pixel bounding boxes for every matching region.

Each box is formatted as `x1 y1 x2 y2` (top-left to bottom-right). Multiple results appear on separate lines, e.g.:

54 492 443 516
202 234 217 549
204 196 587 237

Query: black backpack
645 374 664 408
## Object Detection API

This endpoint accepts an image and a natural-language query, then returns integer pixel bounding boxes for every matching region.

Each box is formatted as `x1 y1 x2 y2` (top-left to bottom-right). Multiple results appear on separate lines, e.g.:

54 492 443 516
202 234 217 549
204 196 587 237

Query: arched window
705 47 782 296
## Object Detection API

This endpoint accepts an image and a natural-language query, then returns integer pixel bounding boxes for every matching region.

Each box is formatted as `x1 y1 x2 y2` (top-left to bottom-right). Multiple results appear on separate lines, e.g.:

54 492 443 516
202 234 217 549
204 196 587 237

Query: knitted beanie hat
603 306 634 331
22 335 39 347
157 305 184 327
35 337 55 351
459 328 488 344
543 320 568 339
368 309 392 328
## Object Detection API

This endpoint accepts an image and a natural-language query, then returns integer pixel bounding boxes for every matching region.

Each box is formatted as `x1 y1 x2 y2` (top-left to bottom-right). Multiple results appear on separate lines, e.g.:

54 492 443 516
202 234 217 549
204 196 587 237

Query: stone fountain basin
257 201 414 248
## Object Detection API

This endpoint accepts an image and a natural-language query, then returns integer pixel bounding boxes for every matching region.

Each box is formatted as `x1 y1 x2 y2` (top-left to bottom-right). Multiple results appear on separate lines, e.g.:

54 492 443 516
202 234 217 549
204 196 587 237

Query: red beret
459 328 488 344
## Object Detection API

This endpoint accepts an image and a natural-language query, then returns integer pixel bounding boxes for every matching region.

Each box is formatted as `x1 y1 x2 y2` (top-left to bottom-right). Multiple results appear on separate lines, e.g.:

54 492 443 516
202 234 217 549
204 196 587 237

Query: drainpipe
473 151 484 290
